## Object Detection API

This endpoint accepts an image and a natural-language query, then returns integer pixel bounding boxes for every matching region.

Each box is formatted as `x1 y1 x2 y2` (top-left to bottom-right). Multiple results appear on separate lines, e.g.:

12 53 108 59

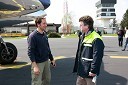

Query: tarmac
0 36 128 85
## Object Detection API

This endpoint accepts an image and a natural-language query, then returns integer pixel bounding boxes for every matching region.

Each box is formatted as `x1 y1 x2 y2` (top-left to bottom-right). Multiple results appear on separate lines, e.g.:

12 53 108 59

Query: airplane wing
0 0 50 19
0 16 32 28
0 0 50 28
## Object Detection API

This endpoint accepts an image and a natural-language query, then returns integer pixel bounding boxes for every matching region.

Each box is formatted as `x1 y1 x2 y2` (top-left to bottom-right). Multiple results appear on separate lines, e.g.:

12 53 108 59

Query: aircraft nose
39 0 51 9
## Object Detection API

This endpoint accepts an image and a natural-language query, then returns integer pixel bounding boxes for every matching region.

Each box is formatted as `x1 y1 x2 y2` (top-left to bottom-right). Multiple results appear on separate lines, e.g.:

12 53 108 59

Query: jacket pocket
81 44 93 59
81 60 91 76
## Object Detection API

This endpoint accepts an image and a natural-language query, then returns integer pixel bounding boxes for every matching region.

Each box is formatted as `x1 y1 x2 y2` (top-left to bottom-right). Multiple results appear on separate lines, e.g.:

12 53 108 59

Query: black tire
0 42 17 64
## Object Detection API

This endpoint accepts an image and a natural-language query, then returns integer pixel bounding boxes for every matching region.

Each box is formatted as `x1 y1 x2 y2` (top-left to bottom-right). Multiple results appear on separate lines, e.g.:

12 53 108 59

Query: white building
96 0 117 28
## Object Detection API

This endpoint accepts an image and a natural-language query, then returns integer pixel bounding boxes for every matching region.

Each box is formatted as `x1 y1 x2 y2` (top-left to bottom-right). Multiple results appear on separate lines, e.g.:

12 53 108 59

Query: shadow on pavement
104 50 119 52
52 58 127 85
51 57 77 85
97 62 127 85
0 58 127 85
0 62 31 85
0 62 28 67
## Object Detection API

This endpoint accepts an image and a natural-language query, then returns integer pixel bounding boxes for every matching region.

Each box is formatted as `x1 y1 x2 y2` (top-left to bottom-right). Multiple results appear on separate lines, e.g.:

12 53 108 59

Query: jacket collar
85 29 94 37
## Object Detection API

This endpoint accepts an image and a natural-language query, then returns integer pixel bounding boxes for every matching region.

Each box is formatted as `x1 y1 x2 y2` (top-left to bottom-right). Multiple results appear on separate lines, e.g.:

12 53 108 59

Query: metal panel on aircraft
0 0 46 19
0 0 51 28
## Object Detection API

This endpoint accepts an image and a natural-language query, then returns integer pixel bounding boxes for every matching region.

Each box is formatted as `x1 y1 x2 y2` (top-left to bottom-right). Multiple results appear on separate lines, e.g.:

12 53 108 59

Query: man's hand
51 60 56 67
32 62 40 76
33 66 40 76
89 72 96 77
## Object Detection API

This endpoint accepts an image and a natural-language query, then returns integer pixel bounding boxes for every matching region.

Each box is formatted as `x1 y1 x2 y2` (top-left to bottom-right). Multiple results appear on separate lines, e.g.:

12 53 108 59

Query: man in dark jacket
73 15 104 85
117 28 125 47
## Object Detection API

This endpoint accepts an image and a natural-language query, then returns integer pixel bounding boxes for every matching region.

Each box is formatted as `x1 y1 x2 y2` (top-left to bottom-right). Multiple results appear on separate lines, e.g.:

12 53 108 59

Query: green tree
120 9 128 29
112 18 117 27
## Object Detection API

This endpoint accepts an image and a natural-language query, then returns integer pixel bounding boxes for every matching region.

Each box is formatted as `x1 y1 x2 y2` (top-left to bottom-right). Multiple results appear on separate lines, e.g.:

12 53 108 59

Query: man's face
38 18 47 31
79 21 89 33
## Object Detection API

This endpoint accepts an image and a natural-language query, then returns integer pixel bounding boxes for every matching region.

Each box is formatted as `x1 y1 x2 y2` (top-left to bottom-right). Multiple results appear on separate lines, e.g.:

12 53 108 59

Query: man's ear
86 25 89 29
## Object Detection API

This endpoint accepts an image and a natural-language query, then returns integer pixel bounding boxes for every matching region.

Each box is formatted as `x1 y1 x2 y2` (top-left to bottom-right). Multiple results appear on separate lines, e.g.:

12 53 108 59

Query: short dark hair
79 15 94 29
35 17 46 27
126 27 128 30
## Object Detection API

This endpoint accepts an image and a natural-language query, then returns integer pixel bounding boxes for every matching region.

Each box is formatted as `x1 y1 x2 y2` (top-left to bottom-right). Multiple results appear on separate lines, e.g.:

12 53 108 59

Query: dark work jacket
117 30 125 38
96 30 102 36
73 29 104 78
28 30 53 63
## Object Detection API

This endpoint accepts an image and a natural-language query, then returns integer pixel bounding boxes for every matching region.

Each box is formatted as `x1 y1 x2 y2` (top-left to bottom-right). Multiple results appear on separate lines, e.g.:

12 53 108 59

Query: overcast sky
45 0 128 26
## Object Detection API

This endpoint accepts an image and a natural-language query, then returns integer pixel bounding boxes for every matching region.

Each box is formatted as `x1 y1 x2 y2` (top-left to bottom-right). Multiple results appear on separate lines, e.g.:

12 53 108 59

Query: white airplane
0 0 50 64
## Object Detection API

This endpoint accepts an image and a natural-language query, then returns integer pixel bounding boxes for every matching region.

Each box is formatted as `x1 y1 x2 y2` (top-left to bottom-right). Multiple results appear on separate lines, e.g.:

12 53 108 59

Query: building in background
96 0 117 33
0 22 60 37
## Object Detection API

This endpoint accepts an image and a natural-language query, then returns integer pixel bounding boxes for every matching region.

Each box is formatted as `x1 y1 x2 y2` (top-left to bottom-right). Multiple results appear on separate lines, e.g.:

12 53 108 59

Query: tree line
120 9 128 29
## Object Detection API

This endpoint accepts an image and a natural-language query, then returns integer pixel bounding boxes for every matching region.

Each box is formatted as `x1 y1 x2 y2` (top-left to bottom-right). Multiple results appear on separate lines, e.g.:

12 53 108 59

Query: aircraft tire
0 42 17 65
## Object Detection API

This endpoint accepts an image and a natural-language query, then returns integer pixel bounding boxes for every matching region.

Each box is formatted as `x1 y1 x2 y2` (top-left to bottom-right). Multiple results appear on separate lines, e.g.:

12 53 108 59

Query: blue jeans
123 38 128 50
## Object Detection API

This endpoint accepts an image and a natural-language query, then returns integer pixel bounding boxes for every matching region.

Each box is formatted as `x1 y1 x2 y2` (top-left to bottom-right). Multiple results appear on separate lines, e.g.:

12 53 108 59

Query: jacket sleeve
73 35 82 73
90 38 104 74
48 45 54 61
27 35 36 62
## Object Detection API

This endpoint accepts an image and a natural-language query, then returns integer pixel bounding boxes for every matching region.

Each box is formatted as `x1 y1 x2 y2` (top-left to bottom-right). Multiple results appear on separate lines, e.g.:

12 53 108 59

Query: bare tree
61 13 73 35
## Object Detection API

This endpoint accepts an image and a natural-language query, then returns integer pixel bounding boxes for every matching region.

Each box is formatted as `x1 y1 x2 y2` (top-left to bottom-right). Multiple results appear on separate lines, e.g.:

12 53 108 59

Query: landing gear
0 36 17 64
